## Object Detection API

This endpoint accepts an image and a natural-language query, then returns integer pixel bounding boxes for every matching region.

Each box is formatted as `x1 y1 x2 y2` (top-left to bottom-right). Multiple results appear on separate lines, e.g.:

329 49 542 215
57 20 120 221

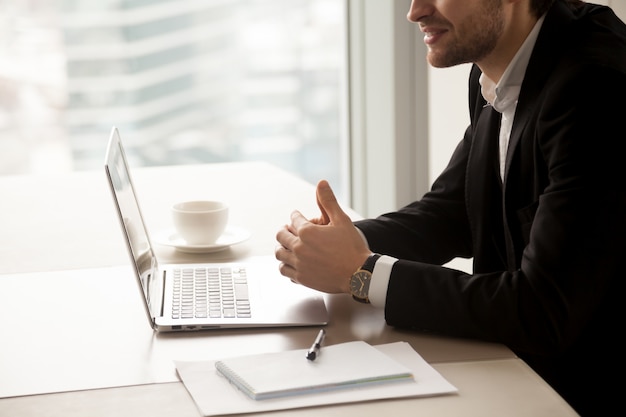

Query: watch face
350 270 371 299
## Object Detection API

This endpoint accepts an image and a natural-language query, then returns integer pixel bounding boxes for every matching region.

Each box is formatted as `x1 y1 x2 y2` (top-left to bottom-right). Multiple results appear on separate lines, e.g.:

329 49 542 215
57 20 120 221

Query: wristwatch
349 254 381 303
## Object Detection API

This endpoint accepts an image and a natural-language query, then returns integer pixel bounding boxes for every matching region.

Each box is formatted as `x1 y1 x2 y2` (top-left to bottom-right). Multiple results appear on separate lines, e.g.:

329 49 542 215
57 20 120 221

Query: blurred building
0 0 346 197
61 0 345 190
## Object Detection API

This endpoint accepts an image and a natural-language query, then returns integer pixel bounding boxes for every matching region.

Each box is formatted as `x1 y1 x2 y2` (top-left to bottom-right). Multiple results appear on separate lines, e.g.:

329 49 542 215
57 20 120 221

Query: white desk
0 162 577 416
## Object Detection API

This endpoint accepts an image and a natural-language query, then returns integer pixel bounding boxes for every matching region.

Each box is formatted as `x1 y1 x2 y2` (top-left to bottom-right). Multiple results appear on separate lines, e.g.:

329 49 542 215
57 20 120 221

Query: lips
422 28 446 45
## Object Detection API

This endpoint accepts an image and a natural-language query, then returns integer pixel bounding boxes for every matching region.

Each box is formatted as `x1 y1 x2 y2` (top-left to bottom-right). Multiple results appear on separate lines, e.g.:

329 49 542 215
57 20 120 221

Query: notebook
214 341 414 400
104 126 328 332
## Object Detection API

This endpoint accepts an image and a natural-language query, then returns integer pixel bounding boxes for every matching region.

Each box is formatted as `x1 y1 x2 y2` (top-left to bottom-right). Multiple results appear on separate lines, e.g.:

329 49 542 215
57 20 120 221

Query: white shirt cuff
369 255 397 308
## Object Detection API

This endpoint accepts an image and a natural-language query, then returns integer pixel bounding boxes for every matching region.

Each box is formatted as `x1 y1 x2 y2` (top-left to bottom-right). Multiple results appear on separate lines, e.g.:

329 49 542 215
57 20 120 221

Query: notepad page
215 340 414 400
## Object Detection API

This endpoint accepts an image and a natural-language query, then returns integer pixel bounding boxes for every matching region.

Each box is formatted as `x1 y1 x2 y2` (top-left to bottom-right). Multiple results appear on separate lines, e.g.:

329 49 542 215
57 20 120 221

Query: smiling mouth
419 18 448 42
422 29 446 45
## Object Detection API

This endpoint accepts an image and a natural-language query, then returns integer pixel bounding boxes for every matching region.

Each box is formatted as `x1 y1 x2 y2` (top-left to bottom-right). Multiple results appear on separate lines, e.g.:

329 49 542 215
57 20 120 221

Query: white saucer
155 225 251 254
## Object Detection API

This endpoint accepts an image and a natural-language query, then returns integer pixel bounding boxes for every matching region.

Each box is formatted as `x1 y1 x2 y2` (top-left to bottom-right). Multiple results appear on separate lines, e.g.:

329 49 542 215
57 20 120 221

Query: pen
306 329 326 361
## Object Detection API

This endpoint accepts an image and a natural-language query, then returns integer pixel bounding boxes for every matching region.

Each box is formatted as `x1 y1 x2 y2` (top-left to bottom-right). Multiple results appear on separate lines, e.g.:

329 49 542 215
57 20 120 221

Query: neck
478 1 537 83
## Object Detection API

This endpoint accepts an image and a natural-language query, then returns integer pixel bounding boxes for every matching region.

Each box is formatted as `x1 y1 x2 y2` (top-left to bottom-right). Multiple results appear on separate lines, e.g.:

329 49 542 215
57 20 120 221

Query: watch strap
360 253 381 273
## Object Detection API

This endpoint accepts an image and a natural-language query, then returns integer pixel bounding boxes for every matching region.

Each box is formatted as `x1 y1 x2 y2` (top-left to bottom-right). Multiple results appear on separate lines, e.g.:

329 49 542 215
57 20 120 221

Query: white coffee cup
171 200 229 245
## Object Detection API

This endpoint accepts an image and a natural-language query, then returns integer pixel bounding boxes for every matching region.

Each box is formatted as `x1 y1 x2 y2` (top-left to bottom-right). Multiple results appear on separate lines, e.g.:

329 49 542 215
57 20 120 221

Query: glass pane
0 0 347 200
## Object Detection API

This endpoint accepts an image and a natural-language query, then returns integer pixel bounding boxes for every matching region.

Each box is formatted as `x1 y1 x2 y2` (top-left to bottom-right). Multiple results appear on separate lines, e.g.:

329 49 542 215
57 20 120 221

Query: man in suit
275 0 626 415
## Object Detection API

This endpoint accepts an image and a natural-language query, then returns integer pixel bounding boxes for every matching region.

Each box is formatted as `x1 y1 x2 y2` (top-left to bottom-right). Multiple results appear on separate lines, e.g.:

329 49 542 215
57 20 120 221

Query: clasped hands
275 180 372 294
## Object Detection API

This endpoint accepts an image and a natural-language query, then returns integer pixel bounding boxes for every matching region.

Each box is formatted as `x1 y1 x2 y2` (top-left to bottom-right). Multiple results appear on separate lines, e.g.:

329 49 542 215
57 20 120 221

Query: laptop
104 126 328 332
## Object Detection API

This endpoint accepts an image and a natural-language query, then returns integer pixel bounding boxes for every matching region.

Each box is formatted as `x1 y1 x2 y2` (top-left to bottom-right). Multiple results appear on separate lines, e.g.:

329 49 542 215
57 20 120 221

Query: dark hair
529 0 584 18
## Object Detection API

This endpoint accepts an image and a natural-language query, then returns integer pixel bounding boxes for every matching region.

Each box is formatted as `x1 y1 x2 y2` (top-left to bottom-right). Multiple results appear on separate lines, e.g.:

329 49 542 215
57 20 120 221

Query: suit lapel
503 2 570 184
474 105 502 181
467 104 508 267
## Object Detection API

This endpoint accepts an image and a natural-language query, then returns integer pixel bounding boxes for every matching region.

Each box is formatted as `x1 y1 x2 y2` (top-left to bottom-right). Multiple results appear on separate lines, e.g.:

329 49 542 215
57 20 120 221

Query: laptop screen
105 127 162 325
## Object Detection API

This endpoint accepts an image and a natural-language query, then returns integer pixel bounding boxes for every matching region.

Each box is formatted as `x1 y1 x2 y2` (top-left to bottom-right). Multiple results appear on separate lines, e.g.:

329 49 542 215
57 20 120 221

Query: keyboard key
172 266 251 319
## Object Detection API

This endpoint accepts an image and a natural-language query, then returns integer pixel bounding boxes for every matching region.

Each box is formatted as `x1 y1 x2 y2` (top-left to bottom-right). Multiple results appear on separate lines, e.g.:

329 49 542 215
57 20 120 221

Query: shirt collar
480 14 546 113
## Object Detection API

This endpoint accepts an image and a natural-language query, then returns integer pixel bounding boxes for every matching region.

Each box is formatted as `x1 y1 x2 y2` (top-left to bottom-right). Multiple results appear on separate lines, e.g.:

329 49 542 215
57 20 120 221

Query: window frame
347 0 429 217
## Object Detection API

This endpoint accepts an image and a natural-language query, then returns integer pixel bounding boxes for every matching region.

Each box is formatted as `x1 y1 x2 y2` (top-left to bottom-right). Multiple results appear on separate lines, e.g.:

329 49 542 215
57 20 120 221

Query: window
0 0 348 201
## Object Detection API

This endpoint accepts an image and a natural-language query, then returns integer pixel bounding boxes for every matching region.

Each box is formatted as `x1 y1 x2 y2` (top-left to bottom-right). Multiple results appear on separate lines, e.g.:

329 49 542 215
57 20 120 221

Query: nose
406 0 431 23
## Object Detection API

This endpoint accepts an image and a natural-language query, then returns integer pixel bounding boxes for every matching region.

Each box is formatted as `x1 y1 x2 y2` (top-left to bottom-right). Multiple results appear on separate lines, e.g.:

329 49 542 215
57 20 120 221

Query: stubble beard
427 0 504 68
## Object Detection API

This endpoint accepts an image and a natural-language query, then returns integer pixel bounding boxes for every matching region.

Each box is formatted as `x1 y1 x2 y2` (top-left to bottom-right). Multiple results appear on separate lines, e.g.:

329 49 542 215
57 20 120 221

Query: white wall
427 64 471 184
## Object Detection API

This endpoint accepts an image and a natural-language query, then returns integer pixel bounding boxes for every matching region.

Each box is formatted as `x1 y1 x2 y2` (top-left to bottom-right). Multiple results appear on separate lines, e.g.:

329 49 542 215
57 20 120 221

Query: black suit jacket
355 2 626 415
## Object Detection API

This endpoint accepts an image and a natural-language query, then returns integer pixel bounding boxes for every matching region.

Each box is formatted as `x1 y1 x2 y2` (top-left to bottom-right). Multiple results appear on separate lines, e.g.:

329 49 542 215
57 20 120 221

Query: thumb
316 180 349 225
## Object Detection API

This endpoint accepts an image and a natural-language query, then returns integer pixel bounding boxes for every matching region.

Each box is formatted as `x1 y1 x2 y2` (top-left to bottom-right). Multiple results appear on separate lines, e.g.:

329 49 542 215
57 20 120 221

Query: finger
277 261 296 281
316 187 330 225
275 245 295 274
288 210 310 234
276 225 297 250
316 180 350 225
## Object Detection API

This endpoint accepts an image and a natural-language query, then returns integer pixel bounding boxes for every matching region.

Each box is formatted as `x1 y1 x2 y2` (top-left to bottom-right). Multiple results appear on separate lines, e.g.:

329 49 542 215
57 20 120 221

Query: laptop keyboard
171 266 251 319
